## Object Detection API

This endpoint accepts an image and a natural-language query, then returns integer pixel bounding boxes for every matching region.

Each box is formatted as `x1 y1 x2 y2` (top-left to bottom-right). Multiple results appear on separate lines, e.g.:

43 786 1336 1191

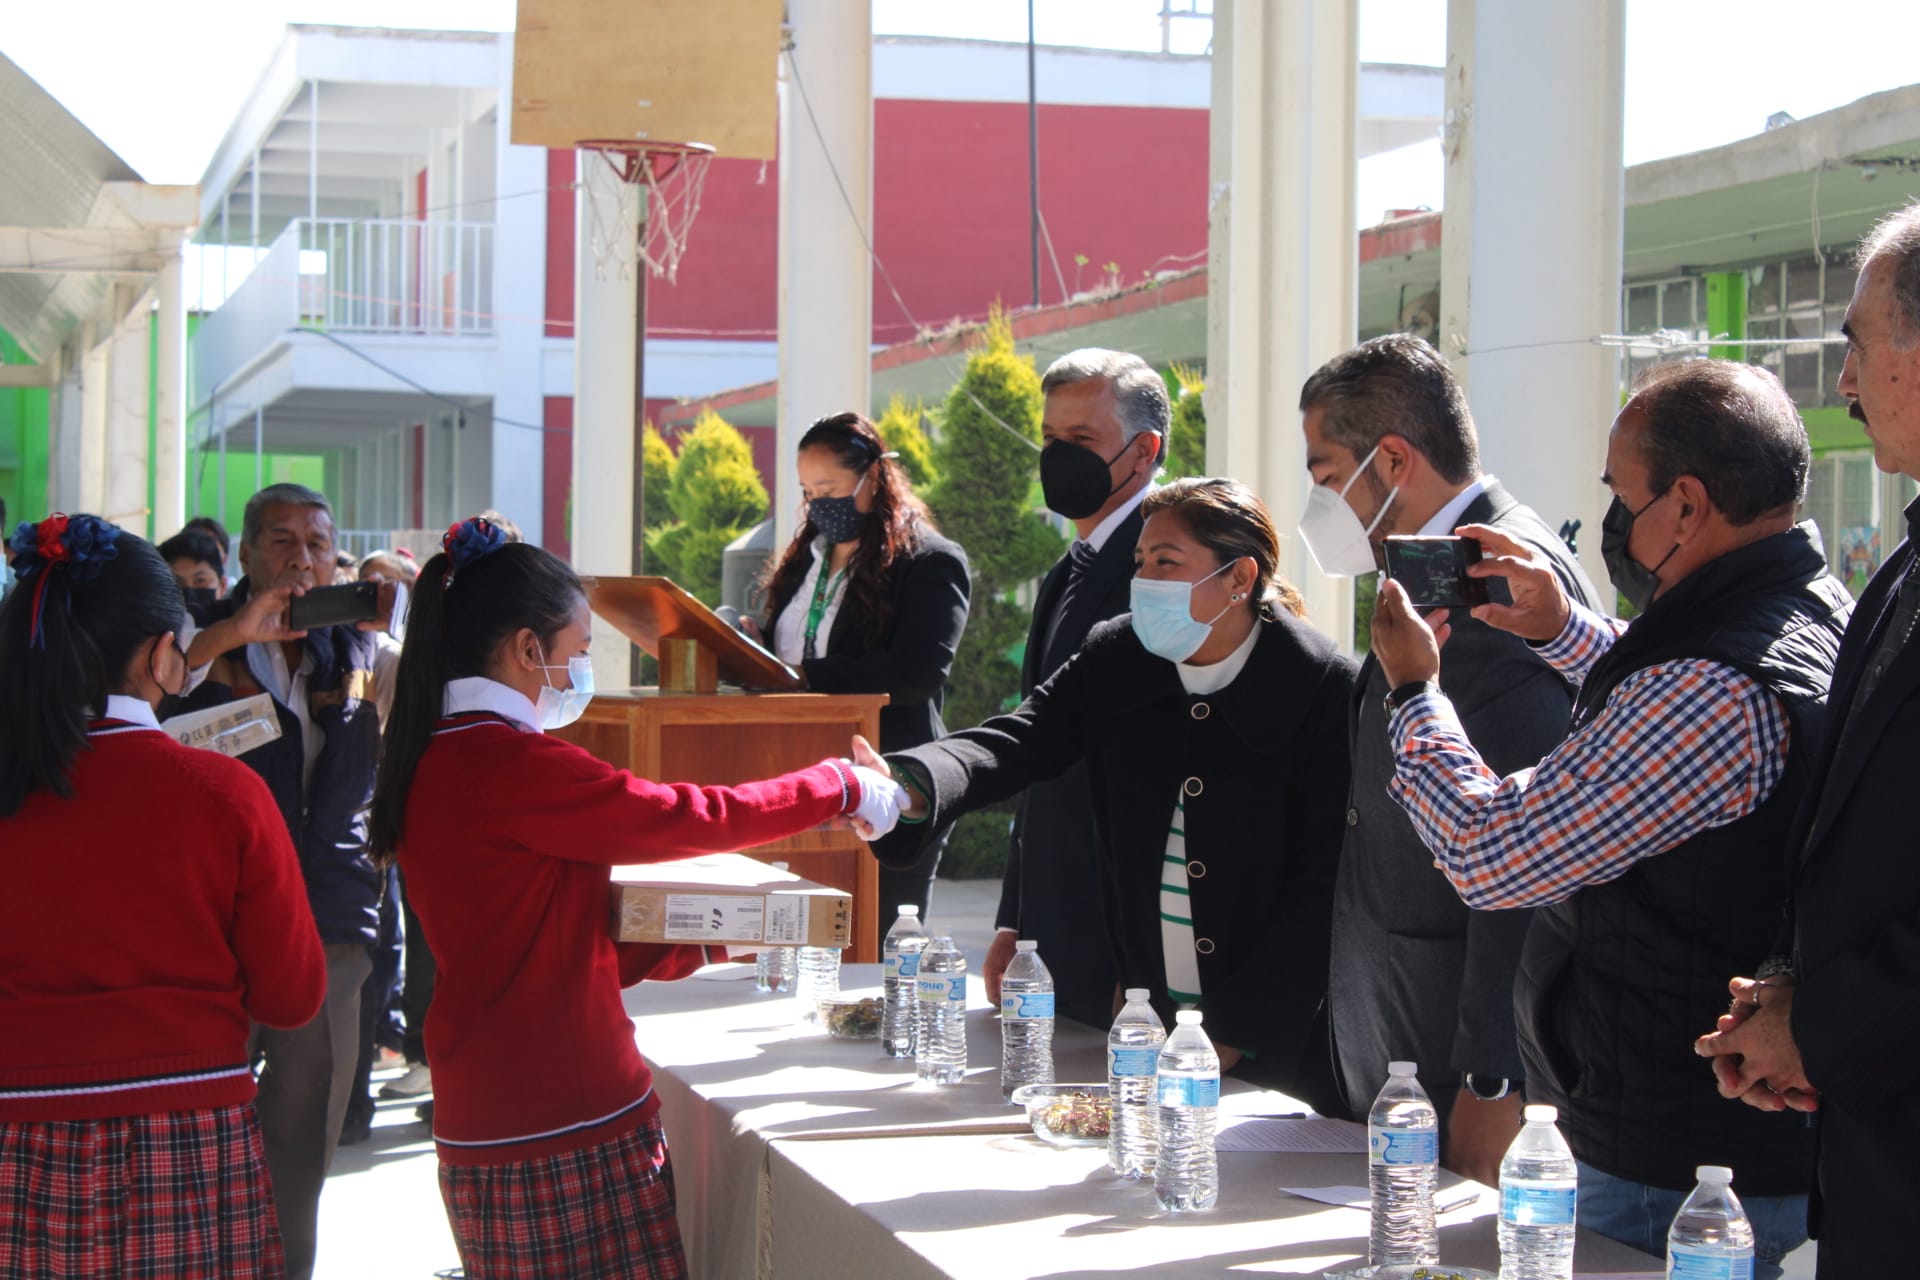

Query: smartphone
1382 535 1490 609
287 582 379 631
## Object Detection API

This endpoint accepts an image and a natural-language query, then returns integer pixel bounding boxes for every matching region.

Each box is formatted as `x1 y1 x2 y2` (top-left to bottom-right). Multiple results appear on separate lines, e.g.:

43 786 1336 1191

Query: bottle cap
1696 1165 1733 1184
897 905 918 915
1524 1104 1558 1124
1015 940 1037 952
772 861 790 871
1175 1010 1204 1025
1387 1060 1417 1077
1124 987 1151 1002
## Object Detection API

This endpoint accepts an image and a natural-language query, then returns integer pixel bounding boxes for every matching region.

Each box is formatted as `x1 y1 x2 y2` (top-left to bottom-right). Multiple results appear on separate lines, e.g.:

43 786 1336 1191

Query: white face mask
1129 560 1235 664
1297 442 1399 577
534 645 595 731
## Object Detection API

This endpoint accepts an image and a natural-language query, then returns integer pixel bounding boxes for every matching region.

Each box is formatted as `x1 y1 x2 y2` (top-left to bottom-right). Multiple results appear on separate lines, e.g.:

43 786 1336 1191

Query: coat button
1183 776 1204 798
1347 807 1359 826
1195 937 1216 955
1187 860 1207 879
1190 702 1210 720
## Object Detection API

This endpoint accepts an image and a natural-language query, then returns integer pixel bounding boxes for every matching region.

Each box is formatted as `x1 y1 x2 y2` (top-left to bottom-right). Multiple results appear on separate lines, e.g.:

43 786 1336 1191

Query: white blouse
772 538 851 666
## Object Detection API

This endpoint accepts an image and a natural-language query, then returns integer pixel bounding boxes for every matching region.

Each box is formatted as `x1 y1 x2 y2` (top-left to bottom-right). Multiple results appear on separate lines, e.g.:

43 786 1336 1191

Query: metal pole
631 183 650 686
1027 0 1041 308
308 81 319 224
253 406 264 492
250 150 260 250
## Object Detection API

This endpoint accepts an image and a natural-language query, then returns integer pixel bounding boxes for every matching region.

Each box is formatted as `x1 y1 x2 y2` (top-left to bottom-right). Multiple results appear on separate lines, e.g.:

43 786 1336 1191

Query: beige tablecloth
625 964 1663 1280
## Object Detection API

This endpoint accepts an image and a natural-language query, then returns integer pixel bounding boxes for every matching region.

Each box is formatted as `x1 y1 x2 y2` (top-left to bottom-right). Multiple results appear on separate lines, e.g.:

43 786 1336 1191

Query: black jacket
1517 524 1846 1194
886 611 1356 1095
1787 498 1920 1269
766 530 971 753
1331 480 1602 1119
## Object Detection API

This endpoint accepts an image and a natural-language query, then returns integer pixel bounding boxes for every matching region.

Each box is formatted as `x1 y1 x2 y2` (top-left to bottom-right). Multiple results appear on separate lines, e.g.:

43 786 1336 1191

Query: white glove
847 762 907 838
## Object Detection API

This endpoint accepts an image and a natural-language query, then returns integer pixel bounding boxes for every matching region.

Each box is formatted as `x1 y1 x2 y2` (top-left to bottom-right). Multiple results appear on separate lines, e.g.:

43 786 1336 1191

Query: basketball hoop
578 139 715 284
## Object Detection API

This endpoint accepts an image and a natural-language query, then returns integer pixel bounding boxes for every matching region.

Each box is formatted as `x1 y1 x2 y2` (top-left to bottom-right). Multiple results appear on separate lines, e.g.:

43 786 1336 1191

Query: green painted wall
1804 405 1869 458
0 329 49 533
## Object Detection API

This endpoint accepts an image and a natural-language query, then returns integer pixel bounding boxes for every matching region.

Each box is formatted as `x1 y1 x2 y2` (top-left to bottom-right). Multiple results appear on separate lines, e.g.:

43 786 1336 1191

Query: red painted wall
546 149 576 338
542 396 572 555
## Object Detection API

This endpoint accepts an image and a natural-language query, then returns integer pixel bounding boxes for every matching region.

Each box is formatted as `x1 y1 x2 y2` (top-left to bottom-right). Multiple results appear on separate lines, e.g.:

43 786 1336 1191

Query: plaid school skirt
439 1114 688 1279
0 1104 286 1279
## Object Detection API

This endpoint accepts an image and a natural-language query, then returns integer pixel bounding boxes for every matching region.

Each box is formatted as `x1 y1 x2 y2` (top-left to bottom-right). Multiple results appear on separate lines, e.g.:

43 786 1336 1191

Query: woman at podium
750 412 971 947
878 479 1354 1108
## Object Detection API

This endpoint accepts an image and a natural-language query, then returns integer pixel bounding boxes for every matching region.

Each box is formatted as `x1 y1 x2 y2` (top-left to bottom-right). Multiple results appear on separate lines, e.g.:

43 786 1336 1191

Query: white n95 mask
1297 442 1399 577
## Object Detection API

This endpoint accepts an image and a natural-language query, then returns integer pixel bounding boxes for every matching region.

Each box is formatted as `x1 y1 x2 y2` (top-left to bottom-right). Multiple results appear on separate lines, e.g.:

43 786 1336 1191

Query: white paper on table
1216 1115 1368 1153
1280 1183 1487 1214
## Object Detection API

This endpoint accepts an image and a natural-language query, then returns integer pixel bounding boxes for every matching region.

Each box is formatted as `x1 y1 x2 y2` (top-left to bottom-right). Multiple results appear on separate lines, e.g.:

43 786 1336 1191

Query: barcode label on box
762 895 810 945
661 895 765 942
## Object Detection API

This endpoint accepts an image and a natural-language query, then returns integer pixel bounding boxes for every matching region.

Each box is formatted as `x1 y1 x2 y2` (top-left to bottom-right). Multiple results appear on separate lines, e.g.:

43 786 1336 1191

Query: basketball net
580 141 714 285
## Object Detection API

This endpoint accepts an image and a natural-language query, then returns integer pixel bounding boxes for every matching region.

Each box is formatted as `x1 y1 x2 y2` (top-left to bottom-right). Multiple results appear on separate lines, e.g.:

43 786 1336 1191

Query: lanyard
802 557 848 661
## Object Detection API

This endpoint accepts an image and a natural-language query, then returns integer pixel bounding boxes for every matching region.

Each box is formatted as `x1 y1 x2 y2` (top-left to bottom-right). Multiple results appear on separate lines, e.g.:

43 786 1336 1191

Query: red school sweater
0 718 327 1122
400 713 860 1165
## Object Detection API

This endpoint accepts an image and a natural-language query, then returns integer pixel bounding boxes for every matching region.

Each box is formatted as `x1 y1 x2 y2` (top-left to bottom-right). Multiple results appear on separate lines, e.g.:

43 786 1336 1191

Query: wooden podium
553 577 888 961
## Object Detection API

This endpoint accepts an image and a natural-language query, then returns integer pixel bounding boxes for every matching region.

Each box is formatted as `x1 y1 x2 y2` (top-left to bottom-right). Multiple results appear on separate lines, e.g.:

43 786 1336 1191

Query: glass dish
1010 1083 1112 1147
815 995 883 1039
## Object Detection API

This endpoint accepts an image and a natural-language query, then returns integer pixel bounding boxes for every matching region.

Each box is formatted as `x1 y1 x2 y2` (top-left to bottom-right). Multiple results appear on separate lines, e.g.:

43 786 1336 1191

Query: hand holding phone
287 582 380 631
1382 535 1491 609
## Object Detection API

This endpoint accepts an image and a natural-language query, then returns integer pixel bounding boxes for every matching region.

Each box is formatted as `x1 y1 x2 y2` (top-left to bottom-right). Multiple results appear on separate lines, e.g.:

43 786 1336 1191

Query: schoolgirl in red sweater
368 517 903 1279
0 514 327 1279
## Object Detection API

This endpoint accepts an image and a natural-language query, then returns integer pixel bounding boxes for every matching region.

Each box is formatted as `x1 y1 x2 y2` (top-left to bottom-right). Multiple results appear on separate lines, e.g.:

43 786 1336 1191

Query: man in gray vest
1297 334 1601 1183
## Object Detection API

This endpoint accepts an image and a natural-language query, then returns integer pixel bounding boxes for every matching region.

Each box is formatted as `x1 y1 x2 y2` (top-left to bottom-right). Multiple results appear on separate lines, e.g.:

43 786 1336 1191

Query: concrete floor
311 877 1815 1278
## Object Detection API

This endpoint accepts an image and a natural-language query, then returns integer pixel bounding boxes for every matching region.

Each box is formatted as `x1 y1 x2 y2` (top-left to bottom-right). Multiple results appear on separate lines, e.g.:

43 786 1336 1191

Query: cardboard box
610 854 852 950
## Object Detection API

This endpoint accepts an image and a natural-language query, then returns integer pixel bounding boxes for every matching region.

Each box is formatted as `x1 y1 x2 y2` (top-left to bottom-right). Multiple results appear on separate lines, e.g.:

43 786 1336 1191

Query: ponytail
369 518 583 865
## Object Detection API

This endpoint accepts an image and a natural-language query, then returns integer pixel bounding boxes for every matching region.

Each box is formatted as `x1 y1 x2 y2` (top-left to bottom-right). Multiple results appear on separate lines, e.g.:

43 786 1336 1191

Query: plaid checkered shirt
1386 602 1790 909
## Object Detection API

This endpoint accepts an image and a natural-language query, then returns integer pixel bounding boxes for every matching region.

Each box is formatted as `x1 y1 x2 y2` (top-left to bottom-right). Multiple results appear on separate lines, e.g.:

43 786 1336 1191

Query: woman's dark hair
369 521 585 865
1141 477 1306 620
183 515 231 562
0 516 184 816
758 412 936 648
158 527 227 577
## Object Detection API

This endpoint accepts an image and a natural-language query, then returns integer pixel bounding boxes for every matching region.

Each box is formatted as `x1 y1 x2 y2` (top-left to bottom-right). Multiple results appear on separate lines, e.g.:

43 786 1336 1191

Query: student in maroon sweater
368 517 904 1280
0 514 326 1279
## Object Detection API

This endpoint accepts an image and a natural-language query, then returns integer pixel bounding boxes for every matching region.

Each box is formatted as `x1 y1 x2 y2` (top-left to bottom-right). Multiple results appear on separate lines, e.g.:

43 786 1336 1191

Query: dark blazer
1786 510 1920 1269
766 530 971 753
995 505 1145 1027
1330 479 1603 1119
888 611 1356 1096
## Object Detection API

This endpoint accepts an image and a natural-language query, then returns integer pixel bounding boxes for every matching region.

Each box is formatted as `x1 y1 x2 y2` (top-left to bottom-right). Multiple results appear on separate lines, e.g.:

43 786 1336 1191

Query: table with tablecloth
624 964 1663 1280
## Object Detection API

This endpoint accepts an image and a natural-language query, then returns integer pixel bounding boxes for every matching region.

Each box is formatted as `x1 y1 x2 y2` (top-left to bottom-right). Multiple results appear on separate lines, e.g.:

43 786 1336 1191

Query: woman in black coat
750 412 970 946
883 478 1353 1104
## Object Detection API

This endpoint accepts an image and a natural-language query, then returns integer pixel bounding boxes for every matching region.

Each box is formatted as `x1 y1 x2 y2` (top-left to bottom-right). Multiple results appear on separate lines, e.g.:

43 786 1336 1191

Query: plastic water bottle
1107 988 1166 1179
881 905 929 1058
795 945 840 1021
914 935 968 1085
1498 1103 1578 1280
999 940 1056 1099
754 862 796 994
1368 1060 1439 1267
1152 1010 1219 1212
1666 1166 1755 1280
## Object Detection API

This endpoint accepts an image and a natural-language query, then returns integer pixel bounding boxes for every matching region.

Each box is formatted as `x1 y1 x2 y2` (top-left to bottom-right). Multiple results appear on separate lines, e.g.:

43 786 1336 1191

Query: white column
1204 0 1358 646
78 323 108 515
106 293 152 530
572 149 641 691
153 244 190 535
1440 0 1625 598
776 0 873 547
488 62 547 538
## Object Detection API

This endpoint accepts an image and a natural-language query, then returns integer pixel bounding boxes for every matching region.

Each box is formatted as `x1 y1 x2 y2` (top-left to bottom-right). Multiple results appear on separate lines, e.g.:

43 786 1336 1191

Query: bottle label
884 952 921 979
1669 1246 1753 1280
1001 992 1056 1020
1500 1181 1577 1226
1157 1073 1220 1108
917 974 966 1004
1367 1125 1438 1166
1109 1046 1159 1078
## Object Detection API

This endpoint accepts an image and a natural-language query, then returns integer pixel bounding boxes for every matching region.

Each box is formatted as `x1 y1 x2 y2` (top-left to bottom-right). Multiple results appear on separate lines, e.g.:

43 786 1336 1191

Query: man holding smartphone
179 482 401 1280
1297 335 1603 1184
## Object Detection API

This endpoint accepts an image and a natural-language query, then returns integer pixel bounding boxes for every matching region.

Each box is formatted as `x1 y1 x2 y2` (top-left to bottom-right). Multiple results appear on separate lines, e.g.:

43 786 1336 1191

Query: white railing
194 217 494 405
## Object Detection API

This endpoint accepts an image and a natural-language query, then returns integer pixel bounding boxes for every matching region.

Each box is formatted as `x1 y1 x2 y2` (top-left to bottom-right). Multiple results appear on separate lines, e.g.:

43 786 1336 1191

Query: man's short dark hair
1626 360 1808 526
1298 334 1481 484
1041 348 1171 465
158 528 226 575
242 483 332 548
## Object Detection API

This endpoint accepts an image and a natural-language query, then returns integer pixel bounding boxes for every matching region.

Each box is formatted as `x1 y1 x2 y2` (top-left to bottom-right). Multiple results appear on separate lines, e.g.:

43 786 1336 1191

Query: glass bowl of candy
1011 1083 1112 1148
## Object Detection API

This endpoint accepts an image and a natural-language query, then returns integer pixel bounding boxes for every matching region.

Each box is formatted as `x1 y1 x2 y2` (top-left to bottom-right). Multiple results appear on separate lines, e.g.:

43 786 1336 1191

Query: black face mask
807 471 870 545
181 585 219 610
1600 491 1679 613
1040 439 1132 520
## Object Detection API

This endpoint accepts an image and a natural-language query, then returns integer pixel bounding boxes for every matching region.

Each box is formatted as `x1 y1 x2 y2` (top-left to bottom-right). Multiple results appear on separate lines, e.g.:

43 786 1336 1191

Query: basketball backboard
512 0 782 159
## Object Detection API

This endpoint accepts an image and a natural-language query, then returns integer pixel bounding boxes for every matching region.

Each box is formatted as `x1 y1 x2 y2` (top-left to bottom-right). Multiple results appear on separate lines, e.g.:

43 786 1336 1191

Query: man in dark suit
1698 206 1920 1277
1298 335 1602 1184
984 348 1168 1026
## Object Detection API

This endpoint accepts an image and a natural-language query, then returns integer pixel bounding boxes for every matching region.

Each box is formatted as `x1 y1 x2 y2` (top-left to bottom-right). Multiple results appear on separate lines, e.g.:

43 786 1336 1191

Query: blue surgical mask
1128 560 1235 664
534 645 595 731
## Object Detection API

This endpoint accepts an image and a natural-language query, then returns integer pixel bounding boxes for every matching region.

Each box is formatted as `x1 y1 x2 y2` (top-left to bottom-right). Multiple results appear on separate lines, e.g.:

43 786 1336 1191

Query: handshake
835 734 918 840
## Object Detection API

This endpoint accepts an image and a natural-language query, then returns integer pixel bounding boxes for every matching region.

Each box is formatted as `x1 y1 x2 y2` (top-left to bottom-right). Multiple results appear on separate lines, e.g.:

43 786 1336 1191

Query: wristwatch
1463 1073 1514 1102
1383 679 1439 718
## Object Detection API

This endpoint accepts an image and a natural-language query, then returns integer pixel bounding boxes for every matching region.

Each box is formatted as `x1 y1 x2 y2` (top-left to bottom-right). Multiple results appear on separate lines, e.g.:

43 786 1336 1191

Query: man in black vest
984 348 1167 1026
1371 360 1849 1274
1697 206 1920 1277
182 483 400 1280
1298 335 1602 1185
